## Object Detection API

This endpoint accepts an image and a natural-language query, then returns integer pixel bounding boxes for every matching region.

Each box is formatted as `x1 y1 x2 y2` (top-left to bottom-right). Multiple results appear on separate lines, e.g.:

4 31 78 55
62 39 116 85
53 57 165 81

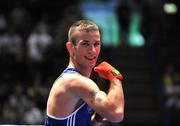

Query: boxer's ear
66 41 74 56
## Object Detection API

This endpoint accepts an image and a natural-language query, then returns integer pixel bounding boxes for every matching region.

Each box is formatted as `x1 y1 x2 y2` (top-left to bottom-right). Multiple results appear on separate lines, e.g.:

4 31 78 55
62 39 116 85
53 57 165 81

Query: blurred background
0 0 179 125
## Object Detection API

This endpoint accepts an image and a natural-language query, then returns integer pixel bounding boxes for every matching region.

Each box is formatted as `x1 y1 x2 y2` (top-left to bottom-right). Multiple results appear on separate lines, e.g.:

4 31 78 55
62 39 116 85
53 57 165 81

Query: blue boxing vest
44 68 94 126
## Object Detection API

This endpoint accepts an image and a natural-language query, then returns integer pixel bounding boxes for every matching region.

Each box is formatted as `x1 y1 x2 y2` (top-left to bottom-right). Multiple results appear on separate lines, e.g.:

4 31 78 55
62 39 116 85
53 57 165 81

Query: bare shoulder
51 73 99 95
62 73 99 92
63 73 102 104
47 73 95 116
49 72 101 108
54 73 99 98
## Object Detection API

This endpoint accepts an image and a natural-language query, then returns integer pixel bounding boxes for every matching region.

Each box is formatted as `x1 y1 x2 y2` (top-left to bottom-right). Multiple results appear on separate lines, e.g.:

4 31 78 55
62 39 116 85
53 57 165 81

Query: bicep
70 77 108 109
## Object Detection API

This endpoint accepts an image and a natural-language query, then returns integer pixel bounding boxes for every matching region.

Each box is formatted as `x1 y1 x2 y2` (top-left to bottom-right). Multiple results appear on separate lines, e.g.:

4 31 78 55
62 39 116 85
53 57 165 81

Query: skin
47 30 124 124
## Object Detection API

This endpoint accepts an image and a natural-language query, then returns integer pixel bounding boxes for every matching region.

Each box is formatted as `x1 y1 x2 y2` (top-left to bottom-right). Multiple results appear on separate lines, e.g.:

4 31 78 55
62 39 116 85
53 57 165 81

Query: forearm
93 61 124 122
94 78 124 122
107 78 124 110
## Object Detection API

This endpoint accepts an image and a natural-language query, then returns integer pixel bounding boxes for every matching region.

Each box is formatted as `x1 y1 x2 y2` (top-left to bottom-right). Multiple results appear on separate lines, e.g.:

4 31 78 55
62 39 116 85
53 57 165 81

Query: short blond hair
68 20 99 45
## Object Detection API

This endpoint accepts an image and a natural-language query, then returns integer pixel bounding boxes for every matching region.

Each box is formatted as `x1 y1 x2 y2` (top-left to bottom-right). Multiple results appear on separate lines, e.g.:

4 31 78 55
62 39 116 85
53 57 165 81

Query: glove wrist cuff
108 71 123 81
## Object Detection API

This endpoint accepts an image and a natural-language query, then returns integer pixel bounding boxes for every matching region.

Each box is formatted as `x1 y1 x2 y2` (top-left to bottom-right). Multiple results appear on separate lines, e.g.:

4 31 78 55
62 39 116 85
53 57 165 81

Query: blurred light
163 2 178 14
128 13 145 47
80 3 121 47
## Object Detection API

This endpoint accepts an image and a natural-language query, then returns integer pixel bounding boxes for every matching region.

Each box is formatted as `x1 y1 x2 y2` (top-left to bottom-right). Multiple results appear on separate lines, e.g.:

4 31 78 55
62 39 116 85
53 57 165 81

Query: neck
67 59 92 77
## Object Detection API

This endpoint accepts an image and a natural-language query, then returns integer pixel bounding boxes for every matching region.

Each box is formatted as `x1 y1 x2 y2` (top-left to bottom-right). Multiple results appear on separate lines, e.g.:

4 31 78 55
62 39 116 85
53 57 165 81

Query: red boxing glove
94 113 103 122
94 61 123 81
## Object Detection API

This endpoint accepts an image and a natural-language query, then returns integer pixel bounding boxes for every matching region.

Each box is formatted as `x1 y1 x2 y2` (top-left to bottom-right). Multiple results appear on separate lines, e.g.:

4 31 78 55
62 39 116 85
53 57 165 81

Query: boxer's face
73 30 101 68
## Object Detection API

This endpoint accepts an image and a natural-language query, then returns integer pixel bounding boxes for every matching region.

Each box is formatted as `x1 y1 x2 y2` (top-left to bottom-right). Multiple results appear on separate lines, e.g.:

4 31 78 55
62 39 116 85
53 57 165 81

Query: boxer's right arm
93 61 124 122
69 74 124 122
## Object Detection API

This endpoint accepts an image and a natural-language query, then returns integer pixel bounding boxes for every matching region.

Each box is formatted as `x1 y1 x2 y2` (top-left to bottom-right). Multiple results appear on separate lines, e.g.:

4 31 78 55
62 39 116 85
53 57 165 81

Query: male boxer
44 20 124 126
